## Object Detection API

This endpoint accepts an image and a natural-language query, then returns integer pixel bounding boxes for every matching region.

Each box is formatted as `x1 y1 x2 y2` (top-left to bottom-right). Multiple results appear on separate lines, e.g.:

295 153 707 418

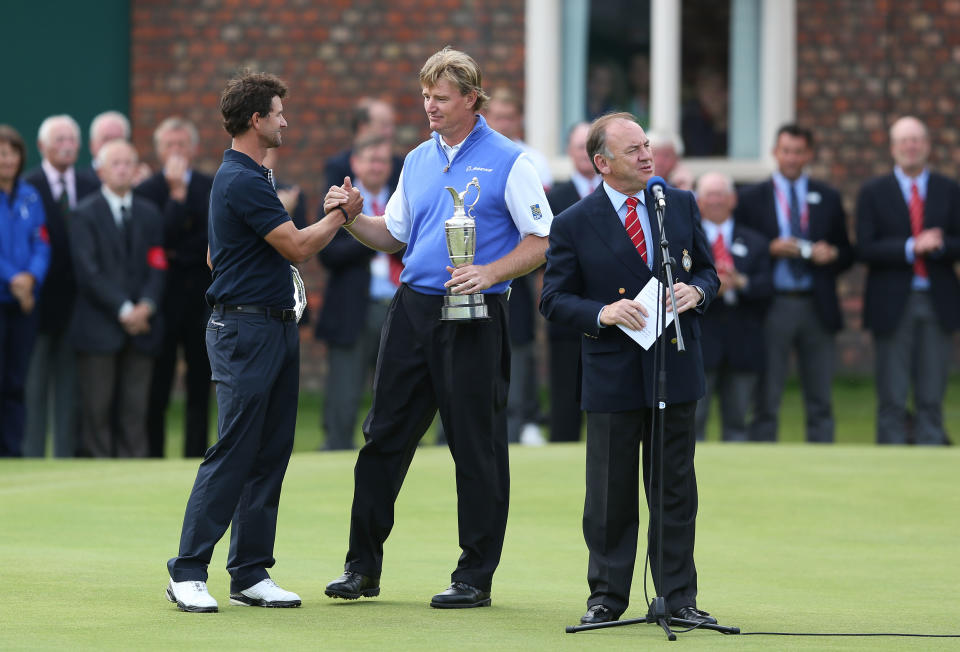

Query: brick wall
130 0 960 383
130 0 526 388
797 0 960 371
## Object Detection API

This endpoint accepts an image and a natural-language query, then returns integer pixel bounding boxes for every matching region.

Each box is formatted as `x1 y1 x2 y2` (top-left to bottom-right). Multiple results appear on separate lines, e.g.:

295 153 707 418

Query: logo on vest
465 165 493 173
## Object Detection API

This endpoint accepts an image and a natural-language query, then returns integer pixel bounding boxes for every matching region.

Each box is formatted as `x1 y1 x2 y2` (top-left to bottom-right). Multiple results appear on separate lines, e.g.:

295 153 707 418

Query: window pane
585 0 652 125
681 0 731 156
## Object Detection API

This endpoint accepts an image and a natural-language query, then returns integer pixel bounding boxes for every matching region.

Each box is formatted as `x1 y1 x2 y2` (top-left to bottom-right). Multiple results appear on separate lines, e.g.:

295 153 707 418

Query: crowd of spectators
1 101 956 457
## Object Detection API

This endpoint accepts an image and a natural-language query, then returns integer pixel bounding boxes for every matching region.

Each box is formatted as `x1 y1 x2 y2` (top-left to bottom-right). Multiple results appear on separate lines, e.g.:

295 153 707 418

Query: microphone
647 175 667 209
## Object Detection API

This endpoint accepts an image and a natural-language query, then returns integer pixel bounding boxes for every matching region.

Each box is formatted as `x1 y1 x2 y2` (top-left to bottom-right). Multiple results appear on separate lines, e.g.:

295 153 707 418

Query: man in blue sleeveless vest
323 47 553 609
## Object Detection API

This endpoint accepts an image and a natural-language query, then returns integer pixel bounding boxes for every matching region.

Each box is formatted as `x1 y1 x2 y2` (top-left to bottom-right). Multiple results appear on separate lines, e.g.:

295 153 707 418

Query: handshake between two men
322 177 501 296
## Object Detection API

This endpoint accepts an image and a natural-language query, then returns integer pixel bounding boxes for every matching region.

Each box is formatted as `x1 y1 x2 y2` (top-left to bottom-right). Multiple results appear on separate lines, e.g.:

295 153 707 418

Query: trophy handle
463 177 480 219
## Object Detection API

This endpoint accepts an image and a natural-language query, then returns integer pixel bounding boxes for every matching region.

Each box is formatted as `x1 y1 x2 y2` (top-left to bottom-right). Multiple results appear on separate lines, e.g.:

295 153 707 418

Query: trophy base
441 292 490 321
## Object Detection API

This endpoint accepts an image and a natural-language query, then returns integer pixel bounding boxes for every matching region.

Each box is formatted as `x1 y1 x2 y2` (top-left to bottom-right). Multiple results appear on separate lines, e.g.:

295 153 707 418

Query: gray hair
695 171 735 196
90 110 131 142
587 112 637 174
646 128 685 157
94 138 138 169
37 114 81 148
153 116 199 149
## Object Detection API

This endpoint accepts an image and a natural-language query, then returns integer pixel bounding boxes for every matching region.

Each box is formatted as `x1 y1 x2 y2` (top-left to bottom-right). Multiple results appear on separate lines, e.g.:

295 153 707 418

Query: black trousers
548 333 582 442
168 310 299 593
0 303 37 457
345 285 511 592
147 267 212 457
584 402 699 616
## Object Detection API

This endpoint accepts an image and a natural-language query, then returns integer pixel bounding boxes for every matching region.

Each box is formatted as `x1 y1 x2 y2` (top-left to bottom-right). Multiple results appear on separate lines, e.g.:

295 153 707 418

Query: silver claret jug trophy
441 177 489 321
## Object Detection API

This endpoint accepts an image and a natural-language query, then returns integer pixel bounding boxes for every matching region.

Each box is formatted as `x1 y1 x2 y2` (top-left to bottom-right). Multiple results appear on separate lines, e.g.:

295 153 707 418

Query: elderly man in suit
856 116 960 445
325 97 403 192
135 117 213 458
540 112 719 626
543 122 598 443
316 134 401 450
693 172 773 441
735 124 853 443
22 115 101 458
69 140 166 457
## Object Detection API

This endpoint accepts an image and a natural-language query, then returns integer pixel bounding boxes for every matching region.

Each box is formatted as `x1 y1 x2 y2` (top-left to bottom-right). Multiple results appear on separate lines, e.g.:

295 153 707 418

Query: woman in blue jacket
0 125 50 456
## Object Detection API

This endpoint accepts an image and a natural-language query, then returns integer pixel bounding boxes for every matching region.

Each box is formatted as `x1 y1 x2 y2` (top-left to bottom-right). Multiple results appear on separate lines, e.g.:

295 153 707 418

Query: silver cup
441 177 489 321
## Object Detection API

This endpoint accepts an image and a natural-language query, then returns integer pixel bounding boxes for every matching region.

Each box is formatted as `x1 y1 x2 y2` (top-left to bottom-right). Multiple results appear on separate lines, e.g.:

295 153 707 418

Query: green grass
2 444 960 650
161 375 960 455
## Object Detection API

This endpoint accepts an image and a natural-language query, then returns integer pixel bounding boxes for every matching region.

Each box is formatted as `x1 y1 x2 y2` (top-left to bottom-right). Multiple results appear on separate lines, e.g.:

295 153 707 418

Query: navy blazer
315 179 399 346
540 185 718 412
734 177 853 332
134 169 214 271
315 229 378 346
324 149 403 194
68 193 166 355
21 166 101 333
546 180 582 216
856 172 960 335
700 222 773 372
545 180 589 340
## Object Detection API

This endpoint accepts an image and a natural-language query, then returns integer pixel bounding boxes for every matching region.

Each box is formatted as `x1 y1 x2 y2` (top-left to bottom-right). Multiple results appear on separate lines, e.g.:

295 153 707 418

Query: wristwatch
693 285 705 306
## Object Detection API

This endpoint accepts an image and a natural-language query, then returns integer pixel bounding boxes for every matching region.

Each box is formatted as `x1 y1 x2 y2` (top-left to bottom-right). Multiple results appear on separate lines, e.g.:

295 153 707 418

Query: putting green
2 442 958 650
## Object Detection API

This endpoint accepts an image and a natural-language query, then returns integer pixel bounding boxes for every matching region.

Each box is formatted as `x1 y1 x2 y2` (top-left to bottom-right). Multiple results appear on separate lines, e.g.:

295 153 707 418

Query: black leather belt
214 304 297 321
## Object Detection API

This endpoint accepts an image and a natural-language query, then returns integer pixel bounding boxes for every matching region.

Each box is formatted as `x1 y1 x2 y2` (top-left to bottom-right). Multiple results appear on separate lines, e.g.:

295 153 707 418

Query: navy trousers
168 310 299 592
0 302 37 457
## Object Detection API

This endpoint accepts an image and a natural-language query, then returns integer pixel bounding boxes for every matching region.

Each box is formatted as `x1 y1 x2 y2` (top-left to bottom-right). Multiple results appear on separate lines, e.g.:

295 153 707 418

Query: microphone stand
566 189 739 641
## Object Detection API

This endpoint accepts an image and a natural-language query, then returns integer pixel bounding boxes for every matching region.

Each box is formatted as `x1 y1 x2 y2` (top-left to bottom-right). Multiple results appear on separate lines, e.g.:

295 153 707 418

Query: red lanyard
773 183 809 234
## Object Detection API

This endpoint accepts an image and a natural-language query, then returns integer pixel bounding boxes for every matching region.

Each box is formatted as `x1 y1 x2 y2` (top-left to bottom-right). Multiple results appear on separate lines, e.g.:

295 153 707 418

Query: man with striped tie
540 113 719 626
316 134 401 450
856 116 960 445
693 172 773 442
734 124 853 443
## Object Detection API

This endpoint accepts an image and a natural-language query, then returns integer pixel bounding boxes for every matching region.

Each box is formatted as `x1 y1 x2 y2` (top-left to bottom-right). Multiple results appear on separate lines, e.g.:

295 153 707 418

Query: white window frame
526 0 796 183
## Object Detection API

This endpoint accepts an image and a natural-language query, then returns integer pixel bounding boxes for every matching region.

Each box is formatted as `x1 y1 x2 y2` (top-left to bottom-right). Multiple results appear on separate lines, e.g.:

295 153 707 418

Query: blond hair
419 47 489 112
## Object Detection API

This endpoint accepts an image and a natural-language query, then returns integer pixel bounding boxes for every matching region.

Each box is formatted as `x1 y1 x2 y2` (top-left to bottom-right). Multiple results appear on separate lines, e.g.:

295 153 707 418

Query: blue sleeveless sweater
398 115 523 295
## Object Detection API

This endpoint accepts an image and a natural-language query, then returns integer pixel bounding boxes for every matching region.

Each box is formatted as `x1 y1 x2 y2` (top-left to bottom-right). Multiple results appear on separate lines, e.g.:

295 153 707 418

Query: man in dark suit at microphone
540 113 719 626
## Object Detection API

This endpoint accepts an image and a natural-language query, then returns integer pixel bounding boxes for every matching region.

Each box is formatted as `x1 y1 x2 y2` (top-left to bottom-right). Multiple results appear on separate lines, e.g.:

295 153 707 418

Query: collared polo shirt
205 149 292 308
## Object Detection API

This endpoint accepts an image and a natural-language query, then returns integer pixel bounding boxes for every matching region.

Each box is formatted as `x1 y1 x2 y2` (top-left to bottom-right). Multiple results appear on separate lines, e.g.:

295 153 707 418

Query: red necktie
388 254 404 287
909 182 927 278
712 233 734 273
625 197 647 264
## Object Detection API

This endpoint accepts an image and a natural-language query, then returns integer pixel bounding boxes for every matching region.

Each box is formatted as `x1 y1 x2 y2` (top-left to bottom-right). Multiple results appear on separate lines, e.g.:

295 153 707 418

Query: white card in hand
617 277 674 350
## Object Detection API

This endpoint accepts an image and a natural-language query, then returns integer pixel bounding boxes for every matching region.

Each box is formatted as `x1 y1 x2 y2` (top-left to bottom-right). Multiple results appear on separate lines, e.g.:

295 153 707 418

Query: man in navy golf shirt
165 72 361 613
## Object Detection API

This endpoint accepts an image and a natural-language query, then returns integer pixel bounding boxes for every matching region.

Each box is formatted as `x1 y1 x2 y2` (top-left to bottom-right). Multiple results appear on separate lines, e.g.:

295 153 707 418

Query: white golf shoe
230 578 302 608
166 579 218 613
520 423 546 446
